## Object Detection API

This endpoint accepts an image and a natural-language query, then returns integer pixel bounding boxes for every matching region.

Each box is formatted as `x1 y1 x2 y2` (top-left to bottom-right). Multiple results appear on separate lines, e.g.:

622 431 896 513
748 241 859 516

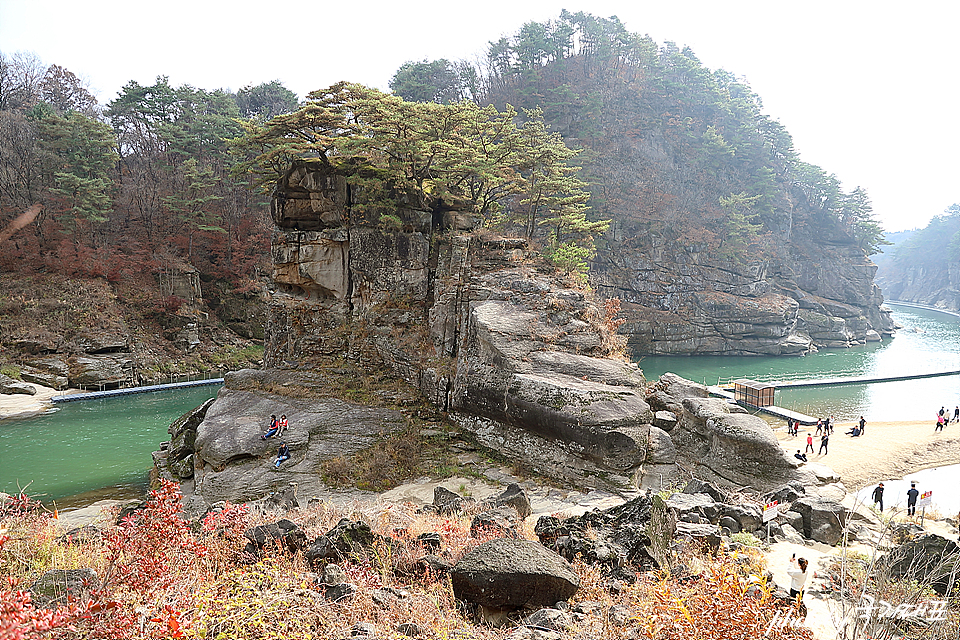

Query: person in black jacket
871 483 884 512
906 482 919 516
275 442 290 468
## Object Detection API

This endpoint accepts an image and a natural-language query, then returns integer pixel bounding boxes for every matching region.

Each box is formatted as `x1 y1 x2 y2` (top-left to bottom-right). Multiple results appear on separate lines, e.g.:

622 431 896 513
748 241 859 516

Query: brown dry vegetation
1 484 826 640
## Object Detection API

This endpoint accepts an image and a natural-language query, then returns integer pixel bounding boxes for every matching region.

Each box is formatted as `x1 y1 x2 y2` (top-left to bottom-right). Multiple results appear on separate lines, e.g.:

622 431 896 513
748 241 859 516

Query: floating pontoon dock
52 378 223 403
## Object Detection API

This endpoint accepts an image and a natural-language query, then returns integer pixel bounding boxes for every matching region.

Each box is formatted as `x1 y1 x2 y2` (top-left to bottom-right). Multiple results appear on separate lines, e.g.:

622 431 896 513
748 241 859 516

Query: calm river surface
637 303 960 423
0 385 219 507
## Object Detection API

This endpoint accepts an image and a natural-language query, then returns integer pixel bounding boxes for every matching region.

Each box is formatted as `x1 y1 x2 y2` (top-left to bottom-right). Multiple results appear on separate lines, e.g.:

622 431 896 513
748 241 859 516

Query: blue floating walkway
768 370 960 388
52 378 224 403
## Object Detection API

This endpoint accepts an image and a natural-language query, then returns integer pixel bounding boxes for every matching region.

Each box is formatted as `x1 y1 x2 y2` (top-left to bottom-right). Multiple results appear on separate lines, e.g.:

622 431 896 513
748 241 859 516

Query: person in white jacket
787 555 809 599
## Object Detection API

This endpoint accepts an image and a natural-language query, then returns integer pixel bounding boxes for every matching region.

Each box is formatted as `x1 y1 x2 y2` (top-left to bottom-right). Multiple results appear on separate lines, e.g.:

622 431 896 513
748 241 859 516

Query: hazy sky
2 0 957 233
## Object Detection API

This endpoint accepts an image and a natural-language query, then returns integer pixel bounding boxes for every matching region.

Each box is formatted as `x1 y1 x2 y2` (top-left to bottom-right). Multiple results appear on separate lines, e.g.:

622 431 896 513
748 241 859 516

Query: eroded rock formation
593 236 896 355
161 159 868 512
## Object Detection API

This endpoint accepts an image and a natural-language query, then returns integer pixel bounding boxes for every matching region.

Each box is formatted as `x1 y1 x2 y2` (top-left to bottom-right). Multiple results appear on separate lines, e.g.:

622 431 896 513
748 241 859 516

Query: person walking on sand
815 419 823 436
805 433 815 454
954 406 959 423
787 555 809 600
906 482 919 516
859 415 866 435
871 483 884 512
818 432 829 455
936 414 945 431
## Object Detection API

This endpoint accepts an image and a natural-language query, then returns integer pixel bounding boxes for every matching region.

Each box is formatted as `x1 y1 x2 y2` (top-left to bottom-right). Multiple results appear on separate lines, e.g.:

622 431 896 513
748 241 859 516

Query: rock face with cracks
157 160 852 511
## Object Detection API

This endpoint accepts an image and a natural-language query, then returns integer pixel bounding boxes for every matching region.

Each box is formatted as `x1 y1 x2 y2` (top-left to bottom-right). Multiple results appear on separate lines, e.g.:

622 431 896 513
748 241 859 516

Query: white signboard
919 491 933 508
763 501 780 523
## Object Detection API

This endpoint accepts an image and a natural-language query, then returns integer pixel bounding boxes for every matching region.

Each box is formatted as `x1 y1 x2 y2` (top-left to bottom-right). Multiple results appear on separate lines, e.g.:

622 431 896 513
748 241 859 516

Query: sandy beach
775 418 960 491
0 383 72 421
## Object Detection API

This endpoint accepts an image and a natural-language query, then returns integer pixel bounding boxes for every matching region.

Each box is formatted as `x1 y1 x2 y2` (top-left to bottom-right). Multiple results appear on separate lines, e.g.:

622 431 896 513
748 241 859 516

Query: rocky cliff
157 160 828 513
592 223 896 356
874 221 960 312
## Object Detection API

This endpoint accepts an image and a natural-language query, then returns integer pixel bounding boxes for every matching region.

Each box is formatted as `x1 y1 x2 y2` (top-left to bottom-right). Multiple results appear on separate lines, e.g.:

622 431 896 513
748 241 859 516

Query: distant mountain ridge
875 207 960 311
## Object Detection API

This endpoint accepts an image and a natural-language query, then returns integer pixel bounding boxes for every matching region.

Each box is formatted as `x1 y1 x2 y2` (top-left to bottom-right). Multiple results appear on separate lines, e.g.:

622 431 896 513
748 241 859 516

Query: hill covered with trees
875 204 960 310
0 52 303 385
390 11 895 355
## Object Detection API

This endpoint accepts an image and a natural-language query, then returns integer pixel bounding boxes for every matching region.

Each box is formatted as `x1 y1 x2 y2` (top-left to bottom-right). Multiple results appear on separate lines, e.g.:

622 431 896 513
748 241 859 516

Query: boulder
535 493 672 576
303 518 396 567
791 497 849 545
30 568 100 607
678 399 796 487
522 608 573 632
470 507 521 539
883 534 960 595
56 525 101 546
323 581 357 603
666 493 720 523
0 373 35 395
674 522 721 551
718 515 741 533
243 519 307 558
451 538 579 609
681 479 728 504
482 483 532 519
763 482 805 505
430 486 476 515
720 503 764 532
779 510 804 533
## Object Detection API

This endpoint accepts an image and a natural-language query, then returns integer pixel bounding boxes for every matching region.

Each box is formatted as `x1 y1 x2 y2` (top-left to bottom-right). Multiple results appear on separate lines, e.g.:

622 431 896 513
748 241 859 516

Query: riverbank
0 383 76 420
776 418 960 491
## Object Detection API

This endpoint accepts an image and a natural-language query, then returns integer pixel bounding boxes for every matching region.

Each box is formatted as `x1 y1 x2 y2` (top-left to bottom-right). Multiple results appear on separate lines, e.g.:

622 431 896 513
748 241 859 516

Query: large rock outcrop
646 373 798 489
163 160 858 511
157 368 407 516
593 233 896 356
258 159 669 494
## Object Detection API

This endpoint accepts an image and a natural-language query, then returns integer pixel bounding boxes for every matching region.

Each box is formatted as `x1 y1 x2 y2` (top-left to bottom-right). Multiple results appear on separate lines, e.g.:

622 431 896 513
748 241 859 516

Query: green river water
0 385 219 507
1 303 958 510
638 303 960 423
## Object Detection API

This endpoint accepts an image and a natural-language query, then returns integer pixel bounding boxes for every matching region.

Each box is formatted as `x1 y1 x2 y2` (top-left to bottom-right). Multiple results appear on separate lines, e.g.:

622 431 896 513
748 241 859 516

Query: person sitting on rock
275 442 290 468
277 414 288 436
794 450 807 462
261 415 279 440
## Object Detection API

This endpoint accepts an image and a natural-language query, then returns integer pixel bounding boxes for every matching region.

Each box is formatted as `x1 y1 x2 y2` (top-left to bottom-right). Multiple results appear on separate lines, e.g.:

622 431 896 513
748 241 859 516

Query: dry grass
0 485 875 640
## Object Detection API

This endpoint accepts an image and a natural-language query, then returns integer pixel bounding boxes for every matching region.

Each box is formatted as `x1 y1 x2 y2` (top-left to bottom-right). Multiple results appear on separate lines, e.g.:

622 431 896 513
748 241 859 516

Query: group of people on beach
790 414 871 463
260 414 291 468
935 405 957 431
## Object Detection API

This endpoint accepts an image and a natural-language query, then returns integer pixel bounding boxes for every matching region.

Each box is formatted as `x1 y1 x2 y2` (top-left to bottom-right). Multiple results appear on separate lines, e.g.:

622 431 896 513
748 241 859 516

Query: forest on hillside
2 12 889 289
0 51 300 290
389 11 887 264
1 10 899 369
